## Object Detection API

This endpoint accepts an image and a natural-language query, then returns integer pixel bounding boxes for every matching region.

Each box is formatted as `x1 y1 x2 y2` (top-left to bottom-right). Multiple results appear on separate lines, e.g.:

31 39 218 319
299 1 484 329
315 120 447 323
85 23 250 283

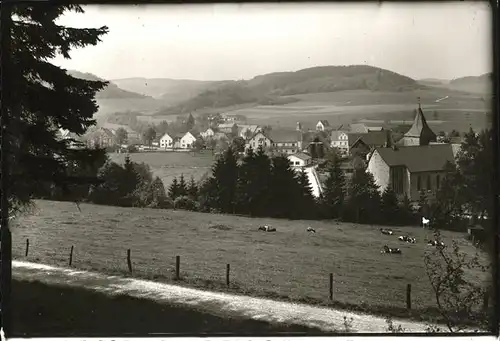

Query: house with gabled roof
239 125 262 139
87 127 115 148
367 144 456 201
316 120 331 132
330 130 350 155
302 131 331 157
287 152 312 168
348 130 392 159
245 129 303 155
159 132 174 149
268 129 304 154
180 131 197 149
200 128 215 139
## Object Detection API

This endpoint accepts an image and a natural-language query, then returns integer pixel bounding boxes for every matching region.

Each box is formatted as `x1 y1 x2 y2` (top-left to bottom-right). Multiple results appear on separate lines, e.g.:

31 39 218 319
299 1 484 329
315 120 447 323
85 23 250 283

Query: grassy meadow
12 200 488 323
108 151 215 187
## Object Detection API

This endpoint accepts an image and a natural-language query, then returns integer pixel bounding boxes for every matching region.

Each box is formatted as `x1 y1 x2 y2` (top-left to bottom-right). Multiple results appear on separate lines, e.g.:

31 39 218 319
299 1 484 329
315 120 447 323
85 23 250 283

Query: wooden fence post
226 264 230 287
175 255 180 280
406 283 412 311
25 238 29 257
69 245 74 266
329 273 333 301
127 249 132 273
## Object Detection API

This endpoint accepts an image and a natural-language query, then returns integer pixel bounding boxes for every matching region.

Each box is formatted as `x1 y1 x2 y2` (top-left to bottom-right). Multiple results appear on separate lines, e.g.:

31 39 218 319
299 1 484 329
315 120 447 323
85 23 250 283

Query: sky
52 2 492 82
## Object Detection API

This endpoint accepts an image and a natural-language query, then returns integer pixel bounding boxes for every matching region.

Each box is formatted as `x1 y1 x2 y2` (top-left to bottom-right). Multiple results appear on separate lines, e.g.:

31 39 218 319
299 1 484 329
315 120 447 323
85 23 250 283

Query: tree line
171 145 418 224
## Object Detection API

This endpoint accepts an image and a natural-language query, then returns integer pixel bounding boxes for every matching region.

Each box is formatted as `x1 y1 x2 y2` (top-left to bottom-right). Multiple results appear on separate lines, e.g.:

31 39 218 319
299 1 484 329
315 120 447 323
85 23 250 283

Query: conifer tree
168 177 180 200
297 169 317 219
251 146 273 216
207 147 239 213
346 167 380 223
268 155 302 219
5 4 109 215
398 194 416 225
321 157 346 219
235 146 256 214
380 187 399 225
186 113 195 131
418 189 429 218
187 176 198 199
456 128 493 223
120 155 140 206
147 176 168 208
178 174 188 197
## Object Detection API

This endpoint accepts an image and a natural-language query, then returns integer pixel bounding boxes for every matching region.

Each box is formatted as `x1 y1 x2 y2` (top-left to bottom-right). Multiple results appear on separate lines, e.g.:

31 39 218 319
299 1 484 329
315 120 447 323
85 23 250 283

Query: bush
147 197 174 209
174 196 198 211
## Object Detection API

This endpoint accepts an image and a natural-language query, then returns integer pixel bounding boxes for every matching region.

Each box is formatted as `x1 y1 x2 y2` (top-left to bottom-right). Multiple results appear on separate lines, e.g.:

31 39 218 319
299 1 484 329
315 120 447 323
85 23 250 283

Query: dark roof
302 131 331 150
349 123 369 133
267 129 302 142
348 131 389 148
403 105 437 144
375 144 455 173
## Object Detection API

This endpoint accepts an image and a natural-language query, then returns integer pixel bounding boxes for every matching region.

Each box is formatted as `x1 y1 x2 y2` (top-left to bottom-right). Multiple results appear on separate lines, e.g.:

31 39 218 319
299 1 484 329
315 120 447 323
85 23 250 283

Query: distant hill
448 73 492 94
110 77 230 105
154 65 423 115
67 70 151 99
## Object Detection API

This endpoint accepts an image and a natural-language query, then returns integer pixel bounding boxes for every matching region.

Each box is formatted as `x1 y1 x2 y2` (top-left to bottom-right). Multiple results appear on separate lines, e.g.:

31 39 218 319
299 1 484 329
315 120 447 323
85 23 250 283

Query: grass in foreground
11 200 486 325
11 279 323 337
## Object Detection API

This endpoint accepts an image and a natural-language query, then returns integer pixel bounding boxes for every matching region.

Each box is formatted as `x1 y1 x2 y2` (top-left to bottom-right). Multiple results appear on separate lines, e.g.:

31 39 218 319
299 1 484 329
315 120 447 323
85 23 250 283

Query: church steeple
399 98 437 146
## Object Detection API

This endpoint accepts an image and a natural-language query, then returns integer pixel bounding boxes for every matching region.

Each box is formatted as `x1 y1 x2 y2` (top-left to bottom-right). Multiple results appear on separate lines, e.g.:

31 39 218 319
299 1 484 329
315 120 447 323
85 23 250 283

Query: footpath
13 260 452 333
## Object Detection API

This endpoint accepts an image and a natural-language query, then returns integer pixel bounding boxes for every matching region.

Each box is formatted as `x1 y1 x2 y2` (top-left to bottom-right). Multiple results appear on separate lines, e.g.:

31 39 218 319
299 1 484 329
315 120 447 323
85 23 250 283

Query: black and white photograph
2 1 496 337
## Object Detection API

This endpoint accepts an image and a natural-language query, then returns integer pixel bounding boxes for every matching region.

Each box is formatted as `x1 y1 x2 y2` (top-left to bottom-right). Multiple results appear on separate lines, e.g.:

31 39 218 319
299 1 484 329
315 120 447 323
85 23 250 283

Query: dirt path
13 260 451 333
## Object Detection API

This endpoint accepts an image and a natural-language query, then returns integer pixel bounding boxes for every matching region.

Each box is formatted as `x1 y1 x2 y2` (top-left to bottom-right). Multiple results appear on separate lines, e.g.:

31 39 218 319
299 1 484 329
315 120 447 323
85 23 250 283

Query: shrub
174 196 198 211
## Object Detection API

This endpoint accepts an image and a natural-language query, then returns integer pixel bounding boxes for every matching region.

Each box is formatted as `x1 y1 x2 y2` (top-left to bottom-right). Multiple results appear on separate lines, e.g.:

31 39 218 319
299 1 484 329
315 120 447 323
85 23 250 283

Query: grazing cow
422 217 430 229
398 235 416 244
427 240 445 247
258 225 276 232
307 227 316 233
380 228 394 236
381 245 402 254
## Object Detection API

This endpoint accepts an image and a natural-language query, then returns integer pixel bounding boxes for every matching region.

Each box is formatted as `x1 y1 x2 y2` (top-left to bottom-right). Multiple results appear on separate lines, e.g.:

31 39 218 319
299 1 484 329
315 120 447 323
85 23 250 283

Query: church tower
399 97 437 146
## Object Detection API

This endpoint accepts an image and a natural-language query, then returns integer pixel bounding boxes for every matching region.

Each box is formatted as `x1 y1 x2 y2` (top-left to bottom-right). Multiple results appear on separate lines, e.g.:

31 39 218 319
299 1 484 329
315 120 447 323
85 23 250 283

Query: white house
200 128 215 139
180 132 197 149
316 120 331 131
245 131 272 151
239 125 261 138
287 153 312 168
159 133 173 149
218 123 237 133
330 130 350 155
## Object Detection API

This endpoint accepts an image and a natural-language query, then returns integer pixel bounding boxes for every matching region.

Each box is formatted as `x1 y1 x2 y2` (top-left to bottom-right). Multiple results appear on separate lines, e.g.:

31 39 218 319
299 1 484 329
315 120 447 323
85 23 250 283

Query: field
11 200 488 322
12 279 320 336
108 151 215 187
225 89 491 132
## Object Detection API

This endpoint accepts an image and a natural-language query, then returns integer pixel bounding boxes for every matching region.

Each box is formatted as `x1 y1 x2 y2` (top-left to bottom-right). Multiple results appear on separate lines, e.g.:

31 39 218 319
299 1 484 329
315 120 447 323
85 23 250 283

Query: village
71 99 465 207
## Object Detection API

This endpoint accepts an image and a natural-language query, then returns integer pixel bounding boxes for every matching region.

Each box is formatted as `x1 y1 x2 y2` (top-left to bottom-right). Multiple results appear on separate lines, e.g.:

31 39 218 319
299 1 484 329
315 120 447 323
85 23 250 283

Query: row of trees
160 146 416 224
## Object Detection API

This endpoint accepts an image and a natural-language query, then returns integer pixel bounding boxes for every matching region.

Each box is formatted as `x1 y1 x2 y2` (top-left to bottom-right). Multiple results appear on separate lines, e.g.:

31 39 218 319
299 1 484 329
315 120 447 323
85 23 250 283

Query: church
367 100 458 202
